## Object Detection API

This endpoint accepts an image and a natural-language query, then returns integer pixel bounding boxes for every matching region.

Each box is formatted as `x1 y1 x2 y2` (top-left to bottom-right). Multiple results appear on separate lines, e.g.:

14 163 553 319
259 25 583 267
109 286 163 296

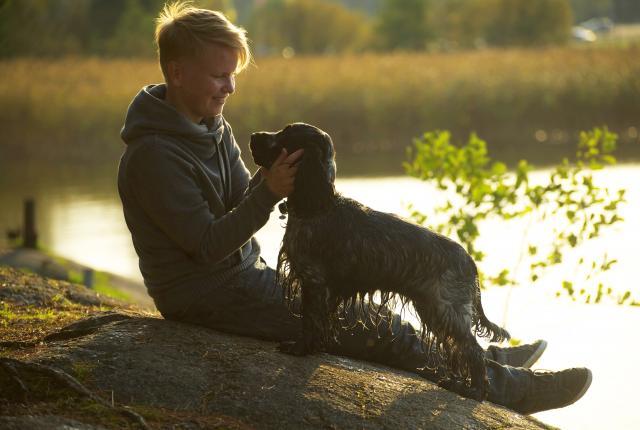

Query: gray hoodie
118 84 279 314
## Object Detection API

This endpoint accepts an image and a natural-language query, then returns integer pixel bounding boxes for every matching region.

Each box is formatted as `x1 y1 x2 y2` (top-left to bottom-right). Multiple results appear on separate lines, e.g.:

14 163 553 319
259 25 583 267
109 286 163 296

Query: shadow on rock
2 310 556 429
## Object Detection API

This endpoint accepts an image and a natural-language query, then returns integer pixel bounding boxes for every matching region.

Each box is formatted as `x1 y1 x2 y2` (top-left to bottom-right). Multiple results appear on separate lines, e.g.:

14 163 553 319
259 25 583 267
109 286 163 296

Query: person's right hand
262 148 304 198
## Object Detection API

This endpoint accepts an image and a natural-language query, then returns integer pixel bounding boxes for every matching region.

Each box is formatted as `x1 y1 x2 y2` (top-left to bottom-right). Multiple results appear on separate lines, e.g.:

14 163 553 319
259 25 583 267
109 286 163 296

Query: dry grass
1 44 639 165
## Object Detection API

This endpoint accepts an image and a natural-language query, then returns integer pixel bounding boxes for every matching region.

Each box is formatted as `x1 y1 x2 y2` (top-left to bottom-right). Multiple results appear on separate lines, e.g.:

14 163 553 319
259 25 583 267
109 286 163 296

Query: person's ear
166 60 184 87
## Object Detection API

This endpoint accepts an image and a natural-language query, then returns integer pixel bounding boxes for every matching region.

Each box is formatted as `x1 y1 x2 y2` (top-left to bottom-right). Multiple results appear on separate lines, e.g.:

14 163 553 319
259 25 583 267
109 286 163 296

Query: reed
1 44 638 167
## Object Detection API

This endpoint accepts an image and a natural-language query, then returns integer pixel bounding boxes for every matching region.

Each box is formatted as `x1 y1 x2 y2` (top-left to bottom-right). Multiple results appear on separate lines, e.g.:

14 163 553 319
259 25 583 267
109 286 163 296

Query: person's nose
223 76 235 95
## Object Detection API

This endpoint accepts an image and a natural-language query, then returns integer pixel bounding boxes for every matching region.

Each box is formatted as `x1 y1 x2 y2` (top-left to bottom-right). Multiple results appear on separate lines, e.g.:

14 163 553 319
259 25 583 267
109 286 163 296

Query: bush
404 126 636 305
483 0 573 47
374 0 432 51
249 0 372 55
0 0 236 59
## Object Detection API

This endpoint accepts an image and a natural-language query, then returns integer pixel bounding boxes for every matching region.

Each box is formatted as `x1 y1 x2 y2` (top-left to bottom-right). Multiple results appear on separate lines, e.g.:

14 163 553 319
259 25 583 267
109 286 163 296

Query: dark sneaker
487 339 548 368
511 367 593 415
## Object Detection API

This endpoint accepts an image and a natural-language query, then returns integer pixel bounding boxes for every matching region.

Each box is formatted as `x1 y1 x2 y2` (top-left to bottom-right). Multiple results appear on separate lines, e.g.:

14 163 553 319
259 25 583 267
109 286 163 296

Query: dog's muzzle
250 132 282 168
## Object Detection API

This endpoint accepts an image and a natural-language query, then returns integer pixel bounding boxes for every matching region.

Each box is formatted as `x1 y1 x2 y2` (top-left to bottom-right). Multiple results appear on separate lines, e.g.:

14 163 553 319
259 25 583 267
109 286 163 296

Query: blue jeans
160 257 531 409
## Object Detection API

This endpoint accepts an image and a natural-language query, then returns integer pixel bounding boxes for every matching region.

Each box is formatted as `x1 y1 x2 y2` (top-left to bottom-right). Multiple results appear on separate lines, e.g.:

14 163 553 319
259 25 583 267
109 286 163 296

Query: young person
117 2 592 415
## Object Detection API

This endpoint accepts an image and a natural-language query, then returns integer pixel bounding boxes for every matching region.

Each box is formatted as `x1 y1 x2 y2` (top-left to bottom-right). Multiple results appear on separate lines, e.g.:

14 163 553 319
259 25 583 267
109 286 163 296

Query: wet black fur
250 123 510 400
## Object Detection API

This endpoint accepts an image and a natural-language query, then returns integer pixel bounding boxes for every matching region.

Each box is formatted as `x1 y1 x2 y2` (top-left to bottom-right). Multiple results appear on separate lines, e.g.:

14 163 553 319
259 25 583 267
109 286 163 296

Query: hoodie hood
120 84 224 160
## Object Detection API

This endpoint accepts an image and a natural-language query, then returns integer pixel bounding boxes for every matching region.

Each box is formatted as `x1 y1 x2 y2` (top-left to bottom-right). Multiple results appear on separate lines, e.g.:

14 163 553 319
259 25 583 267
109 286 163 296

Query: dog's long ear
288 144 334 216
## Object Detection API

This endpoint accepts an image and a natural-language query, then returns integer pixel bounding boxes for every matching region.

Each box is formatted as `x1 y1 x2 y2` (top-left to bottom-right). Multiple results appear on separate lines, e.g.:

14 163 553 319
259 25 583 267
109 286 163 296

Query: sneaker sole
523 340 548 368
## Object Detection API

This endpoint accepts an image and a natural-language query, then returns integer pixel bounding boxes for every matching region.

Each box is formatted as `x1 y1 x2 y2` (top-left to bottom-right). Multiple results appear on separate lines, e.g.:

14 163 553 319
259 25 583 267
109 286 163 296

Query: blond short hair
155 1 251 79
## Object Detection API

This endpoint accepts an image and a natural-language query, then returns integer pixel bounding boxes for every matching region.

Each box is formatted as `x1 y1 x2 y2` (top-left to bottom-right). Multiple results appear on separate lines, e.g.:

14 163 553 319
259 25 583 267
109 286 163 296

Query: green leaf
405 126 625 306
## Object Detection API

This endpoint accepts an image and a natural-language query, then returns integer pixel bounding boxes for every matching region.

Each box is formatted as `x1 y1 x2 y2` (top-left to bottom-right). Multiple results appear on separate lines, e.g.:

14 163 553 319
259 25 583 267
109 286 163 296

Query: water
1 161 639 429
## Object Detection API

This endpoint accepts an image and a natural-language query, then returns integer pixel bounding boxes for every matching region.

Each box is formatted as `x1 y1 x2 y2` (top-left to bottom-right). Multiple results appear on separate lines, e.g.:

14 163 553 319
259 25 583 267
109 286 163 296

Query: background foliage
1 0 639 58
405 127 635 305
2 45 638 169
248 0 371 55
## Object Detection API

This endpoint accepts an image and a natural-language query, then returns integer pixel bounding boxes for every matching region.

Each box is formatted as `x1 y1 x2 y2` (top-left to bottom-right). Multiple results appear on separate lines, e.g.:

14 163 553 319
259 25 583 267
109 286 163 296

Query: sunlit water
1 164 639 429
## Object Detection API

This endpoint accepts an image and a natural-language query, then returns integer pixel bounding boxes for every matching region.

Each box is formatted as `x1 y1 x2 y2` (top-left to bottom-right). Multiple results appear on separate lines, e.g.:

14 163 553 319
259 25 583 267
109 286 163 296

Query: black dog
250 123 510 400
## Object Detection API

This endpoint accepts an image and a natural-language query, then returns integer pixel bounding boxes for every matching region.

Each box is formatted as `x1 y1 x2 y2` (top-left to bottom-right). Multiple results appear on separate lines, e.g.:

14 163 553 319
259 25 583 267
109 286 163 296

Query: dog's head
250 123 337 216
250 123 336 181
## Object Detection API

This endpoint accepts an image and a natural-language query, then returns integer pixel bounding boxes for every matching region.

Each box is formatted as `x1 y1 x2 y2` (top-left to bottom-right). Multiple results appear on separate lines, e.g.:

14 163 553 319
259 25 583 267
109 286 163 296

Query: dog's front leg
279 280 329 356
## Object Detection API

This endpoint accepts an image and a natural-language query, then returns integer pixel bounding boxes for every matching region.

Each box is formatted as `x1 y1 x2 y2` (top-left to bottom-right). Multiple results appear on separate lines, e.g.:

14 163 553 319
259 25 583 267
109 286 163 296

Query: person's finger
287 165 299 177
270 148 289 168
285 148 304 164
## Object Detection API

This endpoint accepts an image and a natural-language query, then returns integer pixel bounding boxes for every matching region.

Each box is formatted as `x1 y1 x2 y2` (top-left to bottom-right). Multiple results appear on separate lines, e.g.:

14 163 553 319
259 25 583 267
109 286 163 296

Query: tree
612 0 640 23
484 0 573 47
104 0 156 57
374 0 573 51
0 0 89 57
427 0 489 49
0 0 237 58
249 0 372 55
570 0 613 22
103 0 236 58
374 0 432 51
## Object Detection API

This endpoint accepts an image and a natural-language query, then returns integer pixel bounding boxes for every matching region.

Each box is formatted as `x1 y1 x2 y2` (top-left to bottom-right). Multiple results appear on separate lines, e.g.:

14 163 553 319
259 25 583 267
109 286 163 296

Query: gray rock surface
28 311 555 430
0 415 108 430
0 247 154 310
0 268 556 429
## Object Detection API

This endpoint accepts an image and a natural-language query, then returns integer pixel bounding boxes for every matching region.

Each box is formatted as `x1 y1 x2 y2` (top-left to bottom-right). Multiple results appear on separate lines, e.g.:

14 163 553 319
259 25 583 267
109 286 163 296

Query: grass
2 391 141 429
68 269 132 302
94 273 133 302
72 361 98 385
33 246 133 303
593 24 640 48
1 43 639 169
0 266 249 429
0 302 69 322
0 266 119 350
0 299 101 349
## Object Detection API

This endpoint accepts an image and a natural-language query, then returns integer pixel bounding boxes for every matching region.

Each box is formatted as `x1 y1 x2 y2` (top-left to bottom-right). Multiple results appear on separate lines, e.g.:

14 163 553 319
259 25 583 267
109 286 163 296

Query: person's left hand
261 148 304 198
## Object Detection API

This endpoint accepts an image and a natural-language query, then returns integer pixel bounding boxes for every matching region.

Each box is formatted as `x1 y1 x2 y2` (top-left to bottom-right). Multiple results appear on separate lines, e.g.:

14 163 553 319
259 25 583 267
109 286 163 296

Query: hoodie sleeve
126 140 280 265
226 132 258 208
223 119 265 208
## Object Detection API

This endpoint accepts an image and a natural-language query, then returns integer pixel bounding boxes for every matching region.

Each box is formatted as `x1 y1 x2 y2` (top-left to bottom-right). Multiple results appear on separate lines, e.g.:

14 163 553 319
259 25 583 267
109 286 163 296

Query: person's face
170 43 238 122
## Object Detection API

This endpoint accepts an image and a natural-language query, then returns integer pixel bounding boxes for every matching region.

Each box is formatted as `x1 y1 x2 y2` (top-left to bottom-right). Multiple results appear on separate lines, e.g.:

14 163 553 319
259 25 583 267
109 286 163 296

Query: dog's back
283 195 477 300
282 193 509 340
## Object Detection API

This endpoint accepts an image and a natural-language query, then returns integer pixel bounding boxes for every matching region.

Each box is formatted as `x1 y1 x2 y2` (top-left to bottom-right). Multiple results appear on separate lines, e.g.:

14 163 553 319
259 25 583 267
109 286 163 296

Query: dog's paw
278 340 309 356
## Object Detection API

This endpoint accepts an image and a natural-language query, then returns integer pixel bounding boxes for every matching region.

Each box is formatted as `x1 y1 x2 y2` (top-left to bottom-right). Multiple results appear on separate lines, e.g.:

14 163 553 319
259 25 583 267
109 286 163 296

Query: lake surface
1 161 639 430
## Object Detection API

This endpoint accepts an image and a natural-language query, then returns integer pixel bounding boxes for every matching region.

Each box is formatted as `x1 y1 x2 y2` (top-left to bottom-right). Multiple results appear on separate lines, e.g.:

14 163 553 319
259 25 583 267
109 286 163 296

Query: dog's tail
473 279 510 342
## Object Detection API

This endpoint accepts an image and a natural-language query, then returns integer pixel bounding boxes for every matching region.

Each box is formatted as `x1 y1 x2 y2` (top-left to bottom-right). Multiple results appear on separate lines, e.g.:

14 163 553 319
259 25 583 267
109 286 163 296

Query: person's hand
262 148 304 198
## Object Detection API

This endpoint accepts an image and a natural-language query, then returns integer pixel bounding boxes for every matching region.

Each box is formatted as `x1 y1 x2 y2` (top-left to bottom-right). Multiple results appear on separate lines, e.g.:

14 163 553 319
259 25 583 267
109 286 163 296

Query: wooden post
83 269 94 289
23 198 38 249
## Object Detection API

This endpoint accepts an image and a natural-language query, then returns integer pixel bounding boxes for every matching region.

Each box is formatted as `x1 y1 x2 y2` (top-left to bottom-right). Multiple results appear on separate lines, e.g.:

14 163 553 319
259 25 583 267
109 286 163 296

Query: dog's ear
288 144 334 216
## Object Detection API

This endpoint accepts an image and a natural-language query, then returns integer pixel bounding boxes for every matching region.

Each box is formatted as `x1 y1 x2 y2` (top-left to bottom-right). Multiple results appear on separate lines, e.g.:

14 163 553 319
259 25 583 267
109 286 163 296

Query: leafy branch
404 127 635 305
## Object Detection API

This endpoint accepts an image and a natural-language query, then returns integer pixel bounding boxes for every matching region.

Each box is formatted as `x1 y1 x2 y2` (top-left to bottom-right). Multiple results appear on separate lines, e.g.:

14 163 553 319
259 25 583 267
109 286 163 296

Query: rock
0 267 555 429
0 415 108 430
0 248 69 281
0 265 121 308
0 247 155 310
